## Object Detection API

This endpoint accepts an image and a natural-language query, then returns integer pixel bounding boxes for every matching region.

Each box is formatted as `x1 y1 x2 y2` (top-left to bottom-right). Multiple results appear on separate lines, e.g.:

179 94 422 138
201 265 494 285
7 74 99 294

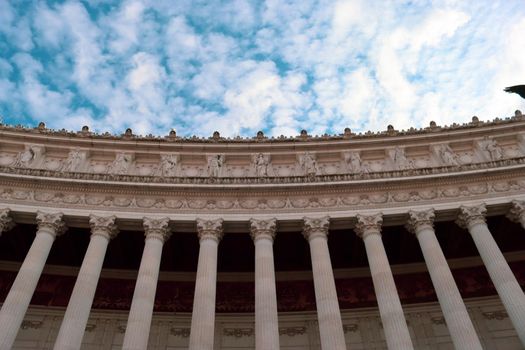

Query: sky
0 0 524 138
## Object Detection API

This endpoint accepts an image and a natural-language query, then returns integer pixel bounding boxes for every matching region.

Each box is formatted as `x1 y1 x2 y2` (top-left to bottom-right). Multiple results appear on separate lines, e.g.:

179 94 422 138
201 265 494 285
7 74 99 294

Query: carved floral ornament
0 208 15 234
249 218 277 241
35 211 66 237
507 200 525 223
455 204 487 229
89 215 119 240
196 218 224 242
405 209 435 234
302 216 330 241
143 217 171 242
354 213 383 239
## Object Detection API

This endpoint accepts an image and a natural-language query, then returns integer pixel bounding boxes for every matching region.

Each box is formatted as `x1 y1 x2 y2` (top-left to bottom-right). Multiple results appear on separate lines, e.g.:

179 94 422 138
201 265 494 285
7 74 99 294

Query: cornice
0 110 522 145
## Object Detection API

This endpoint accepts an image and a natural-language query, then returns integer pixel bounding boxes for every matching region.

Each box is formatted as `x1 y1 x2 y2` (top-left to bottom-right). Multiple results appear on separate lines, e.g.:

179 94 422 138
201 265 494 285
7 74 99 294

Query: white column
54 215 119 350
0 211 65 349
507 200 525 229
407 209 482 350
457 204 525 346
250 218 280 350
355 213 413 350
189 218 223 350
302 216 346 350
0 208 14 236
123 217 171 350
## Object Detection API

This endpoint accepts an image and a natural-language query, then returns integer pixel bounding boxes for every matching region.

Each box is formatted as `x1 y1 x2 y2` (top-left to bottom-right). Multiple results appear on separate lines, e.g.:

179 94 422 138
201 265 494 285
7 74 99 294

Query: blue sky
0 0 524 137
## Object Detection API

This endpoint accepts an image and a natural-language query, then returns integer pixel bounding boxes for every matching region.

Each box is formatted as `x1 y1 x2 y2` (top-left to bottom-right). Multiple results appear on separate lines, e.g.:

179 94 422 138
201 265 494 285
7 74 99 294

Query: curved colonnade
0 114 524 349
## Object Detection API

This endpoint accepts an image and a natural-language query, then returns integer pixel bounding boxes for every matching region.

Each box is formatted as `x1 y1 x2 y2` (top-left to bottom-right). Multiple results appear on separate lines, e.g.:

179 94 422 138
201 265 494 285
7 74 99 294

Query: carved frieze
107 153 134 175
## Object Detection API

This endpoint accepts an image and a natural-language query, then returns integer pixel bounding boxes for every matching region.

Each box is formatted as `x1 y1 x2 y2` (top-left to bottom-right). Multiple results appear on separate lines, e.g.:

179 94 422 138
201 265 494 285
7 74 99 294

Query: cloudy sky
0 1 524 137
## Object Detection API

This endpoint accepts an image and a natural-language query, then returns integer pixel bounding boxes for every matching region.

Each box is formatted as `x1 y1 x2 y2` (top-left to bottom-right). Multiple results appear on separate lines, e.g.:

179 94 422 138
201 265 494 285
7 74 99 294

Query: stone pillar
122 217 171 350
0 208 14 236
302 216 346 350
54 215 119 350
355 213 413 350
406 210 482 350
507 200 525 229
457 205 525 346
250 218 280 350
189 218 223 350
0 211 65 349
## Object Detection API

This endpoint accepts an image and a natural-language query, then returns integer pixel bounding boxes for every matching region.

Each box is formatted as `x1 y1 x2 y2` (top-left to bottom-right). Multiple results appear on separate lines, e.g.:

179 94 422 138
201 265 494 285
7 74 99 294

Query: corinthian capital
89 215 119 240
250 218 277 242
406 209 435 235
196 218 224 242
507 200 525 224
36 211 66 237
143 217 171 243
302 216 330 241
456 204 486 229
0 208 15 234
354 213 383 239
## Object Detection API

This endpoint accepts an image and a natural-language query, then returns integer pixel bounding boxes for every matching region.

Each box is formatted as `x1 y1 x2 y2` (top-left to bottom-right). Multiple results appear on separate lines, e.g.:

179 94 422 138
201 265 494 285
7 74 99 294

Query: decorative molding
35 211 66 237
456 204 487 229
196 218 224 242
279 326 307 336
430 316 446 325
170 327 190 337
343 324 359 333
406 209 435 234
302 216 330 241
482 310 508 320
20 320 43 330
143 217 171 242
89 215 119 240
354 213 383 239
250 218 277 242
223 327 254 338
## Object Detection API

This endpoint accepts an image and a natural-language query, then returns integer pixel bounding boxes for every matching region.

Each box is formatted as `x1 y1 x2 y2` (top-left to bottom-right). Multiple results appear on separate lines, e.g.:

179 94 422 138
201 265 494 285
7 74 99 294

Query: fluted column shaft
303 217 346 350
54 215 118 350
407 210 482 350
189 218 223 350
251 219 279 350
123 218 171 350
458 205 525 346
355 214 413 350
0 212 65 350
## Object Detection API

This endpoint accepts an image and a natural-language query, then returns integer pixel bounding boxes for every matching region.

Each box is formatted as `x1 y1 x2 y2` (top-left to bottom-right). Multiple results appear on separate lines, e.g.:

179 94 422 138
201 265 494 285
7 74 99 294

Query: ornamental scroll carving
507 200 525 223
354 213 383 239
303 216 330 241
406 209 435 234
89 215 119 240
196 218 224 241
0 208 14 234
36 211 66 237
250 218 277 241
456 204 487 229
143 217 171 242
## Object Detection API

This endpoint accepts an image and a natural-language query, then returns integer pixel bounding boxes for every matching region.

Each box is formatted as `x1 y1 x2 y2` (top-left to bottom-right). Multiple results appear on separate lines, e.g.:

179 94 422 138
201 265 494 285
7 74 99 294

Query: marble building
0 112 524 349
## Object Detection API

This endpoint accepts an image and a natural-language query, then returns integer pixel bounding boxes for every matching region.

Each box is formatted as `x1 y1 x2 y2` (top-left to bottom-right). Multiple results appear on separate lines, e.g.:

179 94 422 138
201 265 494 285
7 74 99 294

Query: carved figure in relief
391 147 412 170
107 153 133 175
11 145 45 168
484 137 503 161
158 154 179 177
207 154 224 178
253 153 269 177
438 145 460 166
300 152 318 176
343 152 369 174
61 149 87 172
